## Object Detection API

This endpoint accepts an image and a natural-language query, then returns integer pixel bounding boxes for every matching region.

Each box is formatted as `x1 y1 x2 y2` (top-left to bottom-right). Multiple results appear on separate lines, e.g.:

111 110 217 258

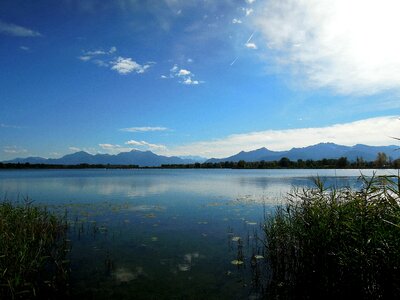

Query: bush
264 175 400 299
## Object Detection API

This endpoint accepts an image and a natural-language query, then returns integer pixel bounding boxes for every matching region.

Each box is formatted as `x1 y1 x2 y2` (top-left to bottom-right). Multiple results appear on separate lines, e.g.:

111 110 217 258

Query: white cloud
19 46 29 51
125 140 167 151
182 78 200 85
98 143 135 154
78 47 115 62
245 42 257 49
170 64 179 73
69 146 81 152
99 143 116 149
166 116 400 158
3 146 28 154
86 50 107 56
84 47 116 57
79 47 152 75
253 0 400 95
78 55 91 61
111 57 150 75
177 69 191 76
0 20 42 37
246 0 256 4
168 64 203 85
98 140 166 154
119 126 168 132
243 8 254 16
232 18 242 24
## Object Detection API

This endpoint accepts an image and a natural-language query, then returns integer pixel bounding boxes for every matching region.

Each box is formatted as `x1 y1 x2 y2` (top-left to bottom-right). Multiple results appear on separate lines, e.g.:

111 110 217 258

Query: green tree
356 157 365 168
375 152 387 168
279 157 291 168
237 160 246 169
336 157 348 168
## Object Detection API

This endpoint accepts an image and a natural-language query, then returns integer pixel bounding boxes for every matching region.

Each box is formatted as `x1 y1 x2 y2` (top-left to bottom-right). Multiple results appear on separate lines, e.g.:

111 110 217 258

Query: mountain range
3 143 399 167
206 143 400 163
3 150 196 167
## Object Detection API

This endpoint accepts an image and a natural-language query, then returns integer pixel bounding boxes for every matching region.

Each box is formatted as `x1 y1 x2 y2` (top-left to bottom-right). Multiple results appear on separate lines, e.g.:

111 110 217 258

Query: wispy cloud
232 18 242 24
0 123 22 129
125 140 167 151
166 116 400 158
164 64 203 85
245 42 257 49
78 55 92 61
253 0 400 95
242 8 254 16
98 139 167 154
19 46 30 51
85 47 116 56
0 20 42 37
3 146 28 154
119 126 168 132
78 46 116 63
99 143 134 154
69 146 81 152
246 0 256 4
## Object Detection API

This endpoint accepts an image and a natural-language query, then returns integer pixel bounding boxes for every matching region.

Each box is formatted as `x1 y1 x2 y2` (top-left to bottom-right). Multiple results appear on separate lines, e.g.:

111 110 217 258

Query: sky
1 0 400 160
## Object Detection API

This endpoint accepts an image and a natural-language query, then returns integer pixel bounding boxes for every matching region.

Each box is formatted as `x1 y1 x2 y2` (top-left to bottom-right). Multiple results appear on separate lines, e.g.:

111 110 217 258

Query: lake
0 169 397 299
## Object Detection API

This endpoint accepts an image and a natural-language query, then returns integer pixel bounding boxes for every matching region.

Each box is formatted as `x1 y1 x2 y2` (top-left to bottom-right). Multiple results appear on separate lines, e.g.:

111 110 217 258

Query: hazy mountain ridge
206 143 400 163
4 150 195 167
4 143 399 167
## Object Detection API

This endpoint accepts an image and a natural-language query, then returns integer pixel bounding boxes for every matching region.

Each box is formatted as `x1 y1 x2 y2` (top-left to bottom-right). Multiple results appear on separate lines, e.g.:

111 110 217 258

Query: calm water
0 169 396 299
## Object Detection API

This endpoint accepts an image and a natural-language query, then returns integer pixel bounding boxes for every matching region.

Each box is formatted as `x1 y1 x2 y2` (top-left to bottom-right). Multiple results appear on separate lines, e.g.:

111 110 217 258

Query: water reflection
0 169 396 205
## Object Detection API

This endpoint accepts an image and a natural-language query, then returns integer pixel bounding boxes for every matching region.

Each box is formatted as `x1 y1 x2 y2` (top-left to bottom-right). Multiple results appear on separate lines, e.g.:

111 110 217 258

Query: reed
264 174 400 299
0 199 69 299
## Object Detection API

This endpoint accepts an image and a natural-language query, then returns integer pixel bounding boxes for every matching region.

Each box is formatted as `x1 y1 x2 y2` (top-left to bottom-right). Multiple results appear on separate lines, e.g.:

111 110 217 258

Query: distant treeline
0 163 139 169
1 154 399 170
161 156 400 169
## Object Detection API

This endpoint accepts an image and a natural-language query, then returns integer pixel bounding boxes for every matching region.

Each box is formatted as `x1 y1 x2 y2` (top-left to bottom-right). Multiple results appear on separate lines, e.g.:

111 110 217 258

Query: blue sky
1 0 400 160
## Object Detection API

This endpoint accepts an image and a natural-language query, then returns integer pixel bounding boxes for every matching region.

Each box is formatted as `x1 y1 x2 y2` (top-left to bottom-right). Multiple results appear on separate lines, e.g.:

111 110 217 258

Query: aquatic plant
263 174 400 299
0 200 69 299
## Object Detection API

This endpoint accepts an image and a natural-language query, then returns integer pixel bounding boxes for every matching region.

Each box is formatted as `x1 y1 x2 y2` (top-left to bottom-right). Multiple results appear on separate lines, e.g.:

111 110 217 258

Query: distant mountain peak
205 143 400 163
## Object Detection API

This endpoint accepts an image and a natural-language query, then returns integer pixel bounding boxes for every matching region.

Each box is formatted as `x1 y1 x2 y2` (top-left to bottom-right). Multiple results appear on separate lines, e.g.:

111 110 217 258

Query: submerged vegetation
263 174 400 299
0 200 69 299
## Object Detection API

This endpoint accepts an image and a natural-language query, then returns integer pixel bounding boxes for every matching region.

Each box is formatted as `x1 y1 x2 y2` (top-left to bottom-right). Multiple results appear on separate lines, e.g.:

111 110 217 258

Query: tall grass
0 200 69 299
264 174 400 299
